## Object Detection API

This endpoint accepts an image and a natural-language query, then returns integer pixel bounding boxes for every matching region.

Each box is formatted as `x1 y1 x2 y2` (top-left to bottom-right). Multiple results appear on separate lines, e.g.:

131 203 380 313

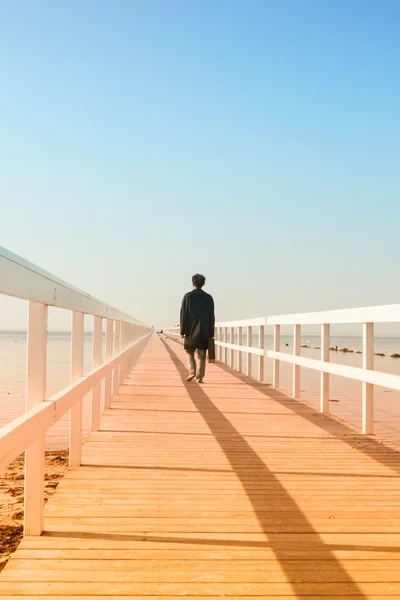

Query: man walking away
180 274 215 383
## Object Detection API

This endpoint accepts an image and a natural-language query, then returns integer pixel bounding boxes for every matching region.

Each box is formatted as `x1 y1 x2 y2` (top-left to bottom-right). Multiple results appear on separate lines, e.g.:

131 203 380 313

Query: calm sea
0 331 101 449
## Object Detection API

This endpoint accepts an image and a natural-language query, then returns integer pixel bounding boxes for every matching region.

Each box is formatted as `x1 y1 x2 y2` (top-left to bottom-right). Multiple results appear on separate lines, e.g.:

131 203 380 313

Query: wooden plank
9 558 400 571
1 581 400 594
5 569 400 582
0 596 395 600
13 548 400 560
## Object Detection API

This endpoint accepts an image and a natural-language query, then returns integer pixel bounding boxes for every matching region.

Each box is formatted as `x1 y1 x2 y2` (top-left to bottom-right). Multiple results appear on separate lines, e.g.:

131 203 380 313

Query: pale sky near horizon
1 0 399 330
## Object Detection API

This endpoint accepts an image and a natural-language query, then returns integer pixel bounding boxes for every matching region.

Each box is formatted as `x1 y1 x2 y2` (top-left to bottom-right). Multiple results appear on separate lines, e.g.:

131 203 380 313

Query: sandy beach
0 450 68 571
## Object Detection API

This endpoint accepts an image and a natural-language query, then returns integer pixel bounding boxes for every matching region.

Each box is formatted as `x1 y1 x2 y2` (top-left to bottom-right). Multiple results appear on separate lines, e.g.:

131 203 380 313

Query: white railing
164 318 266 381
164 304 400 437
0 246 152 535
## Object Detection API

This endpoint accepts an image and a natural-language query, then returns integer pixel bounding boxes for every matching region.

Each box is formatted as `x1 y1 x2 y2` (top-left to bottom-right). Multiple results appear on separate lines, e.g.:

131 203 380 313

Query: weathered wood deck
2 333 400 598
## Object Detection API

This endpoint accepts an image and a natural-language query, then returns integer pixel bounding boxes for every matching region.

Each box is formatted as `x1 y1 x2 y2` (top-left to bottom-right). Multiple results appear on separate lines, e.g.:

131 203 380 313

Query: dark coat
180 288 215 350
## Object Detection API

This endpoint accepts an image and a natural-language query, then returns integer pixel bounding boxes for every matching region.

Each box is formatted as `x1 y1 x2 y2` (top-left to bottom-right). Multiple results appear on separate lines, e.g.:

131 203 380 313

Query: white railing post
238 327 243 372
91 316 103 432
127 324 130 369
122 322 126 378
258 324 264 382
362 323 374 434
114 321 121 391
293 324 301 398
130 324 136 371
69 311 84 467
125 324 130 374
247 326 252 377
127 324 132 372
104 319 114 409
217 328 221 361
224 327 228 364
230 326 235 368
120 323 126 380
24 301 47 536
320 324 330 413
273 325 280 388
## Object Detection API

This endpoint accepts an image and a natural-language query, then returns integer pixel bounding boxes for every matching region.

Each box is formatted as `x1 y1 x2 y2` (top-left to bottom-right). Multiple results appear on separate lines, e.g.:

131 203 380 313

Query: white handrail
0 245 147 325
0 246 152 536
267 304 400 325
165 304 400 438
216 317 266 328
0 334 150 472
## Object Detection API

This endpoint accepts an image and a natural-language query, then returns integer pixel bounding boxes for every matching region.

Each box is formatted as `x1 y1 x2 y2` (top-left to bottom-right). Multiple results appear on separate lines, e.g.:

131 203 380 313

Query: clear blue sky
0 0 399 329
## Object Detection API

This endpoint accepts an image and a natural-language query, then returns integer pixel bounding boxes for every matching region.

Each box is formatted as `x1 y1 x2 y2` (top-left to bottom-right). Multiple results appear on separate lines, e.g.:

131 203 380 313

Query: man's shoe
197 378 203 383
186 374 196 382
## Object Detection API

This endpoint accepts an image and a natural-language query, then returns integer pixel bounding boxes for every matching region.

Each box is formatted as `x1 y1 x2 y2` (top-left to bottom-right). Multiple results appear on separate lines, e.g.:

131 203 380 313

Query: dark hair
192 273 206 288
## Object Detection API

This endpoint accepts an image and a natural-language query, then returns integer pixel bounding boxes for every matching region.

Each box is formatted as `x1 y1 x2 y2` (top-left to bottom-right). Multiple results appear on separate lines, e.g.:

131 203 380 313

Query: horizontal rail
267 351 400 391
0 246 149 325
0 333 151 472
216 317 266 328
166 302 400 439
0 401 54 473
165 318 266 331
267 304 400 325
0 245 153 536
164 329 264 356
217 341 264 356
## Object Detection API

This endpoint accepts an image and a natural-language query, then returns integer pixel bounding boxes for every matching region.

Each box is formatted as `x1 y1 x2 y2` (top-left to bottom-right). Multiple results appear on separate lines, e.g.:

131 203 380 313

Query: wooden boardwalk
2 334 400 598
